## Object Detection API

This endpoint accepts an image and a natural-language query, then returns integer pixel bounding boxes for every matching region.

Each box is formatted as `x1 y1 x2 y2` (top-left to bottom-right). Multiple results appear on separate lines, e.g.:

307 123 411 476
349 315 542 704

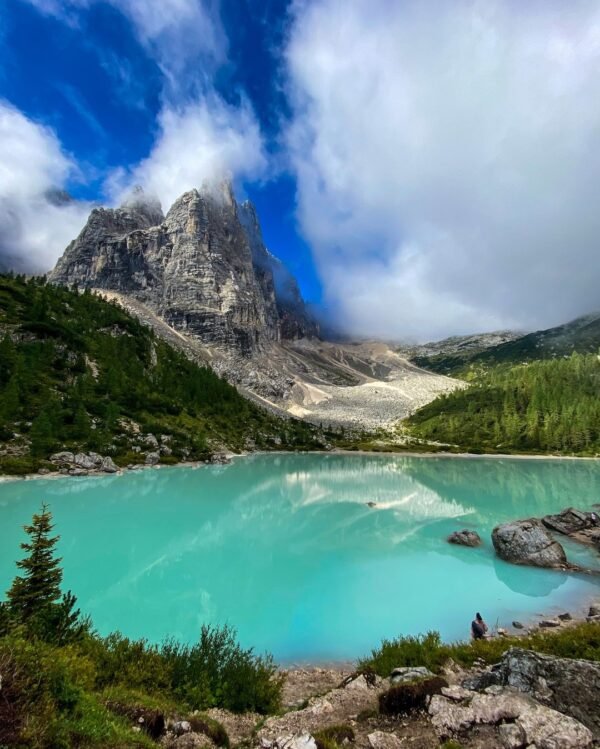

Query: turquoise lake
1 453 599 663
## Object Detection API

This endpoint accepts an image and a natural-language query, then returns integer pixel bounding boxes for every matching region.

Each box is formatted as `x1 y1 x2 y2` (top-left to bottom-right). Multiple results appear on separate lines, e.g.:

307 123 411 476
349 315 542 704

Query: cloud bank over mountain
0 102 91 272
3 1 600 341
285 0 600 340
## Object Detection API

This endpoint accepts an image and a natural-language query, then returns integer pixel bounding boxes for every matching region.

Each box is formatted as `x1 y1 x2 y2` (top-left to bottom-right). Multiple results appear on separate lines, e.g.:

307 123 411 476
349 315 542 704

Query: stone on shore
100 456 119 473
390 666 435 684
491 518 567 568
367 731 403 749
429 688 593 748
447 529 482 547
463 648 600 739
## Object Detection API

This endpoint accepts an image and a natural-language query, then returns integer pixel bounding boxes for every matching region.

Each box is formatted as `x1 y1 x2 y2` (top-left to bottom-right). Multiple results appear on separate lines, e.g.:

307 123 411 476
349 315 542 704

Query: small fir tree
7 503 63 620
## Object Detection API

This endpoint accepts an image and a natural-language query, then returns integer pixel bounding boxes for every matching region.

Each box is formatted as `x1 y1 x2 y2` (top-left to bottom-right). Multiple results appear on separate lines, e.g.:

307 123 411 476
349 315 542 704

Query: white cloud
107 96 267 210
0 101 90 271
286 0 600 340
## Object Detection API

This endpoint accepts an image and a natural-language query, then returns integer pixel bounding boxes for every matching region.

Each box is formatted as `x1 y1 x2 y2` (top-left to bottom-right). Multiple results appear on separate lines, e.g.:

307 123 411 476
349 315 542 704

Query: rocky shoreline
121 617 600 749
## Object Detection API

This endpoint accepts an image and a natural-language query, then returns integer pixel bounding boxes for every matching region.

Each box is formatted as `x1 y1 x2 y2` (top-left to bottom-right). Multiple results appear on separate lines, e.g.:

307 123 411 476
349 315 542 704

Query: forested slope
406 353 600 455
0 275 325 474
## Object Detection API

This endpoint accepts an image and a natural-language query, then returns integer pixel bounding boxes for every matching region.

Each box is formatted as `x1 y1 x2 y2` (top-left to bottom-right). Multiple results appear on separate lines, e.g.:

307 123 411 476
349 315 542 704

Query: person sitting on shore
471 612 488 640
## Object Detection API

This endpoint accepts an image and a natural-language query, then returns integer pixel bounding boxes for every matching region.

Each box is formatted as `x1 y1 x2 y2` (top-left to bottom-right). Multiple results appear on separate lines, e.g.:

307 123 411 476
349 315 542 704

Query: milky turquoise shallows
1 454 599 663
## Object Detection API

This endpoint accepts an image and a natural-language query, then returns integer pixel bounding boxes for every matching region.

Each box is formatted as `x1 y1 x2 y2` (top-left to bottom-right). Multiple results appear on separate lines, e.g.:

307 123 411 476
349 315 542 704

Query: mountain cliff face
238 200 319 340
50 183 316 354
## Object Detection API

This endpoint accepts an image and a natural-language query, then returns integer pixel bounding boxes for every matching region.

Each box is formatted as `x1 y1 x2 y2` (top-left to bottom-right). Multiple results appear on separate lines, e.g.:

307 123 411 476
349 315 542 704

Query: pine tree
29 409 55 457
7 503 63 620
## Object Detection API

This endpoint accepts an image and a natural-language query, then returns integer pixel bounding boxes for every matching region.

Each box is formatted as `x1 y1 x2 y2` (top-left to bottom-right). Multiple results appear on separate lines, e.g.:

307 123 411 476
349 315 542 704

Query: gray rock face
463 648 600 739
447 529 482 547
50 184 316 355
429 688 593 748
239 201 319 340
491 519 567 568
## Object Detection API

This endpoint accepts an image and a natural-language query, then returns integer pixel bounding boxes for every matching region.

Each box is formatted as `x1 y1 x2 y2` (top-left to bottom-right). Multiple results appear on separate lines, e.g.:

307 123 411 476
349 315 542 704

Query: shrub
378 677 448 715
161 624 283 714
358 631 447 675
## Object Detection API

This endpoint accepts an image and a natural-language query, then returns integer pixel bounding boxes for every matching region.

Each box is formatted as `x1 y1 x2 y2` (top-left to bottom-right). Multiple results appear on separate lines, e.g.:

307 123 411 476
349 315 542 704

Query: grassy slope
0 275 327 474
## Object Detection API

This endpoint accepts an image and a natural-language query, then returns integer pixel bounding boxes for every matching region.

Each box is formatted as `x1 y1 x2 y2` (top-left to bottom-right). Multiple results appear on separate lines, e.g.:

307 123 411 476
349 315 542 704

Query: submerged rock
491 519 567 568
447 529 482 547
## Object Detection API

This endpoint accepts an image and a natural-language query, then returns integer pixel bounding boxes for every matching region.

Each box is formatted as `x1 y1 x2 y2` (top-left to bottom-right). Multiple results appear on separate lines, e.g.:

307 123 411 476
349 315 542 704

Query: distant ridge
411 313 600 375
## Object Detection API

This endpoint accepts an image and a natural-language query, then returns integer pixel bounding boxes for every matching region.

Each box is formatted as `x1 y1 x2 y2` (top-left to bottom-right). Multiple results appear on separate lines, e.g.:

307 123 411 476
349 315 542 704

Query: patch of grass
313 726 355 749
359 623 600 677
189 714 230 748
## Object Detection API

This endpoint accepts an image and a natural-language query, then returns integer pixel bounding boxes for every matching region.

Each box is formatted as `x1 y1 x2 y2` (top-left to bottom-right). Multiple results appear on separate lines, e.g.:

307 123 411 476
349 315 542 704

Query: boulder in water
447 529 482 547
491 519 567 568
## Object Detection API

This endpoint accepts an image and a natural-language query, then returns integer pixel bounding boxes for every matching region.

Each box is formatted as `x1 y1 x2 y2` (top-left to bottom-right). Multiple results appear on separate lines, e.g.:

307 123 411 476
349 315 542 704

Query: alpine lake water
1 453 599 663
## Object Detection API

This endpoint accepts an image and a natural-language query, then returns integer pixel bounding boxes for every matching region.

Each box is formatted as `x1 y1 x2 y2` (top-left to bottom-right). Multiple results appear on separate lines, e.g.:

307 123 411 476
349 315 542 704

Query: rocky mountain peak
49 181 318 355
120 185 164 226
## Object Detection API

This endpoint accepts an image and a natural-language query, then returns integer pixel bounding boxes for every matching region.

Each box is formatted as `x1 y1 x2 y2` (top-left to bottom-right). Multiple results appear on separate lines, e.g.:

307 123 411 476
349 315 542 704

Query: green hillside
406 353 600 455
413 313 600 376
0 275 325 474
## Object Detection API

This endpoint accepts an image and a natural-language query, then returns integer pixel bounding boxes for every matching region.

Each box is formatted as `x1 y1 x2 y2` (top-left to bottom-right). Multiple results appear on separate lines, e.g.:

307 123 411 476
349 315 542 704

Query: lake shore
1 446 600 483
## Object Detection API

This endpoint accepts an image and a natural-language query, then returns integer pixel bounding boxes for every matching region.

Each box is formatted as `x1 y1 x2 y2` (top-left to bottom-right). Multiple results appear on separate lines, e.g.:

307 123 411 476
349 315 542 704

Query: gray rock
429 689 593 748
481 648 600 739
68 468 89 476
273 734 317 749
538 619 561 628
492 519 567 568
172 734 207 749
367 731 403 749
588 605 600 617
512 621 525 629
50 451 75 464
37 468 51 475
390 666 435 684
100 456 118 473
74 453 96 470
145 452 160 466
498 721 526 749
447 529 482 547
145 434 159 448
558 612 572 621
172 720 192 736
542 507 599 536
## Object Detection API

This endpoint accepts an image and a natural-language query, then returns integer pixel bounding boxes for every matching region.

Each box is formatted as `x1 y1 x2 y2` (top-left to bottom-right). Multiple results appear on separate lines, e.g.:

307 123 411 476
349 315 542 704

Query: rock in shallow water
491 519 567 568
447 529 482 547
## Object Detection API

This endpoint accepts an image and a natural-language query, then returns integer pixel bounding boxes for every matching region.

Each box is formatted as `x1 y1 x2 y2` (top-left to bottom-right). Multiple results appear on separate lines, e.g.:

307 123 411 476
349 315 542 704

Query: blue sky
1 1 600 341
0 0 322 302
